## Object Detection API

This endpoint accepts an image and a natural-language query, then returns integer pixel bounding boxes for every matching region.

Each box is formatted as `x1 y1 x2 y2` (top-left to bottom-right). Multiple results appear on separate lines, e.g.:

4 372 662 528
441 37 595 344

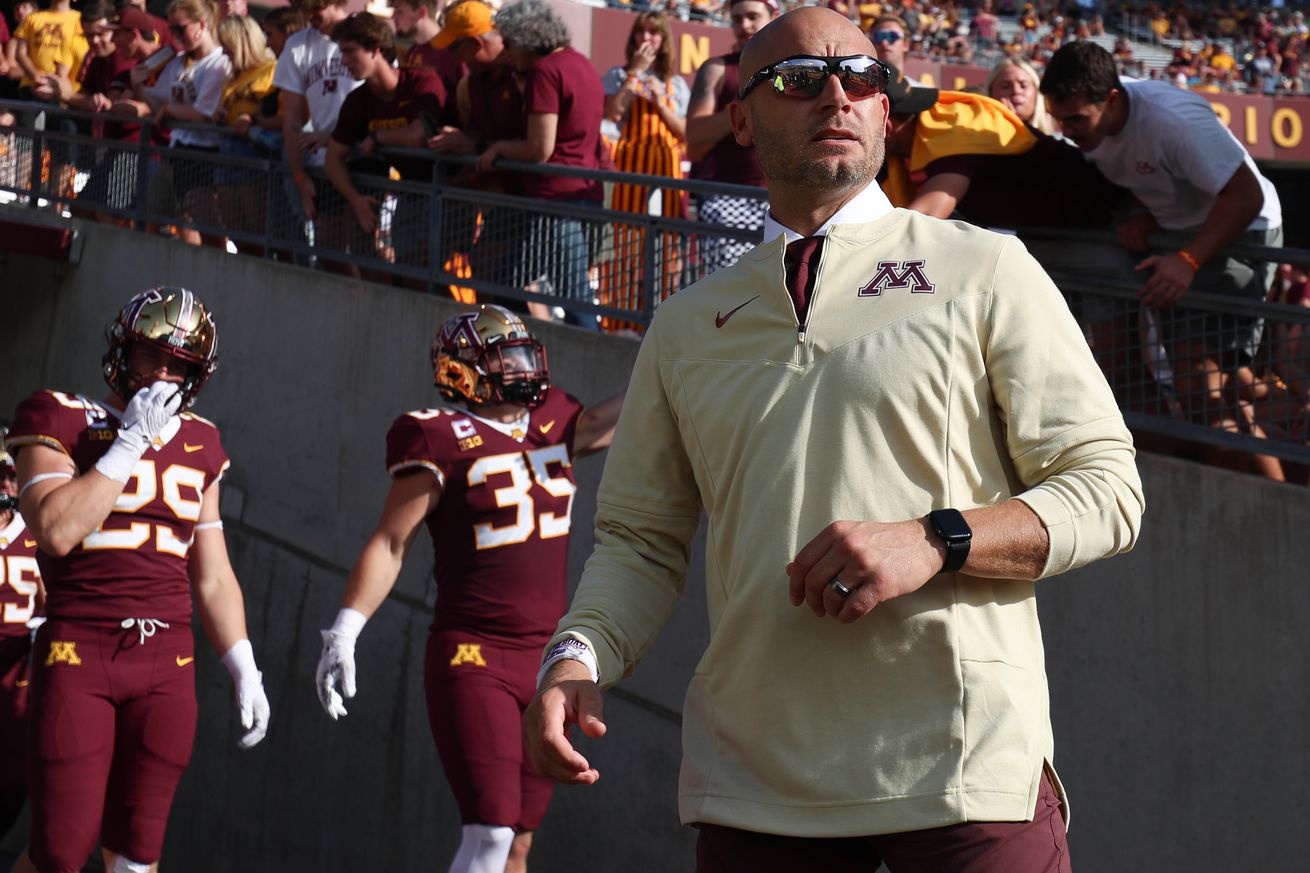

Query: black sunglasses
738 54 891 101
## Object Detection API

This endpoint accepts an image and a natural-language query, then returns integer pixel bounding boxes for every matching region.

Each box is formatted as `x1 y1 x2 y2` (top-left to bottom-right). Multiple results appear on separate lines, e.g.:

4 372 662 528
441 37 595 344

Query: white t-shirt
147 47 232 149
1085 79 1281 231
272 27 361 166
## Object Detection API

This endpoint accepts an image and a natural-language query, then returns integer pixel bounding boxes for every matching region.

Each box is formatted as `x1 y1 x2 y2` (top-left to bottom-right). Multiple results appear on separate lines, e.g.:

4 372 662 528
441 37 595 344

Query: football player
6 287 271 873
315 304 624 873
0 439 43 839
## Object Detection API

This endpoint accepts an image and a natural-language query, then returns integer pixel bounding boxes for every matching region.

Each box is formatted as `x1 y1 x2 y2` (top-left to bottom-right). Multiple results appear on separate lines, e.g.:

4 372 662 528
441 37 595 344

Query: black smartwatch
928 509 972 574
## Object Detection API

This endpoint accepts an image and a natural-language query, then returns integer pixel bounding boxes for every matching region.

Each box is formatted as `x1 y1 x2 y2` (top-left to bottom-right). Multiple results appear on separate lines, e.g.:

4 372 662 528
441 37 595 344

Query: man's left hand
1136 252 1195 308
787 519 943 623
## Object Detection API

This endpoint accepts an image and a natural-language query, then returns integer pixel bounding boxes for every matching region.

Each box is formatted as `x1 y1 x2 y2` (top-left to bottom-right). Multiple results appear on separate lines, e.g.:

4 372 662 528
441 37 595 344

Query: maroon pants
27 619 197 873
425 628 554 831
696 774 1070 873
0 633 32 836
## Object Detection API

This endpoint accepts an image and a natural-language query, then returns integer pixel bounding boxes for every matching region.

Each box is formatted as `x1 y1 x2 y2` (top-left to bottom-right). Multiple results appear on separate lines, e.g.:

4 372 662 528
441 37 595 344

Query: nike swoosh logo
176 656 195 667
715 296 759 328
539 421 556 434
183 444 204 453
24 539 37 548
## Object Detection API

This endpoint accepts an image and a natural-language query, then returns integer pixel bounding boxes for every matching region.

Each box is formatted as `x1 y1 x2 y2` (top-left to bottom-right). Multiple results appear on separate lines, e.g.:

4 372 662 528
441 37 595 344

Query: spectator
215 14 278 252
601 10 690 319
685 0 778 274
126 0 230 247
272 0 359 261
869 13 909 71
11 0 86 97
393 0 462 109
985 57 1056 135
971 0 997 47
10 0 87 205
326 10 449 272
1043 41 1287 480
115 0 177 51
427 0 527 306
260 5 304 58
477 0 604 331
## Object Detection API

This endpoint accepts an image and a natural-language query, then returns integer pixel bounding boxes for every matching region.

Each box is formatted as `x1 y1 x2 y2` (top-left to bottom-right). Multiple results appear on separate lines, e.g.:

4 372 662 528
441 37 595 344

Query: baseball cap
730 0 781 13
432 0 494 50
112 6 158 40
882 62 939 116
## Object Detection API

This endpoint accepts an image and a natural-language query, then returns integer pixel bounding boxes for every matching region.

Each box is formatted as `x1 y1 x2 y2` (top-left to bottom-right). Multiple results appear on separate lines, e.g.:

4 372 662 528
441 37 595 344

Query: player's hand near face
523 660 606 784
786 518 943 623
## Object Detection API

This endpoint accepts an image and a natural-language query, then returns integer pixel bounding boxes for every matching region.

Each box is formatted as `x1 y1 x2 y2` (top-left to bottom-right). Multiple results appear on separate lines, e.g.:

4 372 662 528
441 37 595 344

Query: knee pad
448 824 515 873
110 856 154 873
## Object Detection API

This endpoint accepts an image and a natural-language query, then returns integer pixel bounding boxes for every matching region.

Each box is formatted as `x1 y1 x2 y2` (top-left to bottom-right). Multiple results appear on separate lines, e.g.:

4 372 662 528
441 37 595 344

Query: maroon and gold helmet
433 305 549 408
102 287 218 409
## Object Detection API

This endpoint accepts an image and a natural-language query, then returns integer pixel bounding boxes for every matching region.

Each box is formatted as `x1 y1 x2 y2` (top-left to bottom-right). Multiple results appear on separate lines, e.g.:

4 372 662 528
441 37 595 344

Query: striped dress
601 68 690 328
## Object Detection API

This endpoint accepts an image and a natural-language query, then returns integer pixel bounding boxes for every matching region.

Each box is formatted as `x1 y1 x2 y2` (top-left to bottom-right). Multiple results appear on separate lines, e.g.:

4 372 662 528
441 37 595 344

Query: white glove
95 381 183 483
316 608 366 721
222 639 270 749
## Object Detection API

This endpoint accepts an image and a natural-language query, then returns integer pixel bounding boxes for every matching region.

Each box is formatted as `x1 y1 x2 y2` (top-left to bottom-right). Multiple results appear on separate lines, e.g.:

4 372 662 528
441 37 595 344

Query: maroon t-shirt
385 389 586 645
7 390 230 624
523 46 603 202
468 63 526 195
332 66 448 181
404 39 463 126
690 52 764 187
923 129 1123 229
0 516 40 641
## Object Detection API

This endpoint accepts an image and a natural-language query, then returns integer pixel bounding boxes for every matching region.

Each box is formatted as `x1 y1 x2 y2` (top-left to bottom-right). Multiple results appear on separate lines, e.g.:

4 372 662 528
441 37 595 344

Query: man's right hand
350 194 380 235
120 381 184 451
522 660 607 784
316 629 357 720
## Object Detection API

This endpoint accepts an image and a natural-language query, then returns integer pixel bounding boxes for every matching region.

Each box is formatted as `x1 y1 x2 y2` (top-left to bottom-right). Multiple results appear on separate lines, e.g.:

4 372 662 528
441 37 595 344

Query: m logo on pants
449 644 487 667
46 641 82 666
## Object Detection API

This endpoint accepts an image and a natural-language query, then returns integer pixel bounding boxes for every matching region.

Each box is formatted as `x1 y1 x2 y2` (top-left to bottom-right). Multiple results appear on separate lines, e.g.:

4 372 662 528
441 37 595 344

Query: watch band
929 508 972 574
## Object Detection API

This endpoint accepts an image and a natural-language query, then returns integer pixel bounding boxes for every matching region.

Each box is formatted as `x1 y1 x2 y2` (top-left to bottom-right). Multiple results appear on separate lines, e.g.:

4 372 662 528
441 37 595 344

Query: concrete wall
1 214 1306 871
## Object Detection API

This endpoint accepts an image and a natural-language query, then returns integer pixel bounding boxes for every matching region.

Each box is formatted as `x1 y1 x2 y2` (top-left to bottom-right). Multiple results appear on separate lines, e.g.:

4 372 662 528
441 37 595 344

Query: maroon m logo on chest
858 260 936 296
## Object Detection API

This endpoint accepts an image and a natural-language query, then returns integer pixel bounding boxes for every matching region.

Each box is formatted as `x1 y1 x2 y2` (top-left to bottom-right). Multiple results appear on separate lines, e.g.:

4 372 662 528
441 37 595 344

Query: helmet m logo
449 643 487 667
440 312 484 354
46 641 82 666
858 261 936 297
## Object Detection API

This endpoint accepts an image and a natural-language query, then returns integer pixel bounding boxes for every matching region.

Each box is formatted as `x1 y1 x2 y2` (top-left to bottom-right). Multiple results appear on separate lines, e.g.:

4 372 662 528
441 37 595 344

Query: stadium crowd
0 0 1306 482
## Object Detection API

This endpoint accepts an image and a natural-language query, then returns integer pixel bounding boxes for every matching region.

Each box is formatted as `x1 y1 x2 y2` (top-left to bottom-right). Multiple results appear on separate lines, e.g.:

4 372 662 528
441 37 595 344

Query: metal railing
0 100 766 328
3 100 1310 467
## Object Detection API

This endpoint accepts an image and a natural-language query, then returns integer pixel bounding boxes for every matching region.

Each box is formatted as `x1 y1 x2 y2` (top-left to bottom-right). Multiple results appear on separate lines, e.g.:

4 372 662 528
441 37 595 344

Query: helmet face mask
433 305 550 408
103 288 218 409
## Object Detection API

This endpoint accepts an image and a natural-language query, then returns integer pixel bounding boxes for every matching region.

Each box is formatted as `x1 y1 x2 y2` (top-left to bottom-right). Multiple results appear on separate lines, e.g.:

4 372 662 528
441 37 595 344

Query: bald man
524 9 1143 872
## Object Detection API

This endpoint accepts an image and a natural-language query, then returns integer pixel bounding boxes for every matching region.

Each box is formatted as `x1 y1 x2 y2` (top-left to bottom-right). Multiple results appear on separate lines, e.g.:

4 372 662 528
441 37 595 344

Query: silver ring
829 577 853 598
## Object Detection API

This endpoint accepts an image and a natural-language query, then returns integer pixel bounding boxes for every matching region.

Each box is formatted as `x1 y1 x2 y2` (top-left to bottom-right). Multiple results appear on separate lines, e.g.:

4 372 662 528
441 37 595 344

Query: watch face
931 509 971 543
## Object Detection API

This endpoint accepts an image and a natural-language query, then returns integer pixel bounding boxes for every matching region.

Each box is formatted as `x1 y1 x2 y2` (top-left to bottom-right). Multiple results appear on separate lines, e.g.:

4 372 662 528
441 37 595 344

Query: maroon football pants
696 773 1070 873
425 629 555 831
0 633 32 837
27 619 198 873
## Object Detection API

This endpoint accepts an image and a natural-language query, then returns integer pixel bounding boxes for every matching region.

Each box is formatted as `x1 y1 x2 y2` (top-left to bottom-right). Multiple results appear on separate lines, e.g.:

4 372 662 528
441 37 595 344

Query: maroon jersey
332 66 449 181
0 515 40 641
386 389 586 645
6 390 229 624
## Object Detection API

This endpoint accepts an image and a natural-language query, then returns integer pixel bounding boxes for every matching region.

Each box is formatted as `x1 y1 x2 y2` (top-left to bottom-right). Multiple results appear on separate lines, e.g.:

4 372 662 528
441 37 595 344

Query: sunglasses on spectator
873 30 903 44
738 54 891 100
169 19 199 36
